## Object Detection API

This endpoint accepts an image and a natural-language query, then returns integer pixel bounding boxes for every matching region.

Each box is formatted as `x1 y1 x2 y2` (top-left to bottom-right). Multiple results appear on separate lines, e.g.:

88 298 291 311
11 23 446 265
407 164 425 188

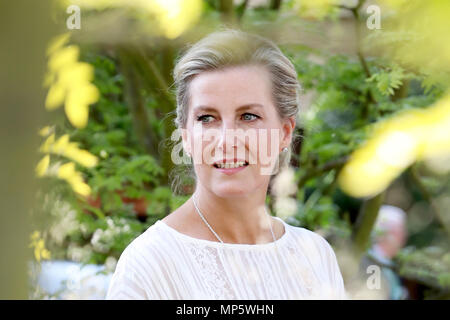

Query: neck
191 184 274 244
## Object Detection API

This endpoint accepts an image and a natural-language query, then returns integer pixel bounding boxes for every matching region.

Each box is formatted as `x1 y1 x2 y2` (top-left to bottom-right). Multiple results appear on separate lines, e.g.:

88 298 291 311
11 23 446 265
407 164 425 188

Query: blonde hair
170 28 301 194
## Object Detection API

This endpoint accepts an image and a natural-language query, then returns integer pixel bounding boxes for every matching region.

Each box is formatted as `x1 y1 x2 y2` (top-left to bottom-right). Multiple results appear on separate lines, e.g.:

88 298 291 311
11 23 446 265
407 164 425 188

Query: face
182 64 295 198
376 224 407 259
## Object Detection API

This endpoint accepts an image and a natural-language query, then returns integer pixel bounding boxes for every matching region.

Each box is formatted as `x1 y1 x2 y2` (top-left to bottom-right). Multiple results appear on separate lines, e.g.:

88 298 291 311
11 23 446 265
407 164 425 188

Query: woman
106 29 347 300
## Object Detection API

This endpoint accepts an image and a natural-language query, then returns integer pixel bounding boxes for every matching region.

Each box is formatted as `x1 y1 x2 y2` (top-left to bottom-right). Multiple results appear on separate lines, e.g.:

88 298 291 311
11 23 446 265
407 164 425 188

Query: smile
213 159 249 175
213 161 248 169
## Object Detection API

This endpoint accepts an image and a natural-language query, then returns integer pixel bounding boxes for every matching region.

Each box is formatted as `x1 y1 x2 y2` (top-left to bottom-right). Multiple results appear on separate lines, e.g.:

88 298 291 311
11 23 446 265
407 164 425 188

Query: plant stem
297 155 349 189
349 0 376 119
219 0 236 26
352 190 386 259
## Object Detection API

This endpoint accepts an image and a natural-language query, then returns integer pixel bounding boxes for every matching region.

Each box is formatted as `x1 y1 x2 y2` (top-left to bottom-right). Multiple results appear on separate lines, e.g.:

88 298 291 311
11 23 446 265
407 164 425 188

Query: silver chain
191 195 276 244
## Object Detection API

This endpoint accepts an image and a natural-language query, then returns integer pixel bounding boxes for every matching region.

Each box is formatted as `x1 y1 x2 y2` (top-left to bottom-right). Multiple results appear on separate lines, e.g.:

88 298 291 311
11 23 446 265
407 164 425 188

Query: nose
217 119 238 155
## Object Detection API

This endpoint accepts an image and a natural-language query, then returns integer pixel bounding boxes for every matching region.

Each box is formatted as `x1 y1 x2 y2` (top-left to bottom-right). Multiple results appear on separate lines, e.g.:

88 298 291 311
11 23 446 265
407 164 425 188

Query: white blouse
106 217 348 300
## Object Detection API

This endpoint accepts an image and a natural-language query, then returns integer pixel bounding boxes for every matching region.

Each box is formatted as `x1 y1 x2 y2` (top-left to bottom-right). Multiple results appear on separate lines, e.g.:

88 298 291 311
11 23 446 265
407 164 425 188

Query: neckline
156 216 290 250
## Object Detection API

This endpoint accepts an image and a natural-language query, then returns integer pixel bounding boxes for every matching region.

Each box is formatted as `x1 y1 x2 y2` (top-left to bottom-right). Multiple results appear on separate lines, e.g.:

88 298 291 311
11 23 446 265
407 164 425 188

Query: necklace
191 195 277 245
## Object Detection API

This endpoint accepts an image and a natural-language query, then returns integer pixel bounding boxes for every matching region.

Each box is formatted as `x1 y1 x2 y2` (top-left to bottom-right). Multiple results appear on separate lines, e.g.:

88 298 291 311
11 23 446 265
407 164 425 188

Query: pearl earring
282 147 288 153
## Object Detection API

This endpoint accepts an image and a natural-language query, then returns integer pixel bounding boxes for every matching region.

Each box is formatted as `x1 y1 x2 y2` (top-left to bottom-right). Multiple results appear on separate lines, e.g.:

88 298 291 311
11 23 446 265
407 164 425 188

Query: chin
211 185 252 198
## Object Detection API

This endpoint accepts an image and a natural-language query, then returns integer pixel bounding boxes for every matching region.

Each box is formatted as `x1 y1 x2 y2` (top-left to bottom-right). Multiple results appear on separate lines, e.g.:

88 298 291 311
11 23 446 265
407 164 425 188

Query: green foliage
43 53 174 265
366 63 412 96
395 244 450 297
281 47 374 234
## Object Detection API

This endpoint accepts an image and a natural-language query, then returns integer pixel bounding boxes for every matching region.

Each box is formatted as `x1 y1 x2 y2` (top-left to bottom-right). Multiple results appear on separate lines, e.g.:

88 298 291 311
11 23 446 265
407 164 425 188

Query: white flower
68 244 92 263
104 256 117 273
80 224 90 238
90 229 110 253
47 199 80 245
106 217 115 229
272 167 297 197
274 197 297 220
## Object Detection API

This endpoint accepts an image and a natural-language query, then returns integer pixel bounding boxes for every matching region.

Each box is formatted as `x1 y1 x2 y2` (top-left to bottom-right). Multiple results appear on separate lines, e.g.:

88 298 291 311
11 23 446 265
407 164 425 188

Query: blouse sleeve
313 233 349 300
105 244 150 300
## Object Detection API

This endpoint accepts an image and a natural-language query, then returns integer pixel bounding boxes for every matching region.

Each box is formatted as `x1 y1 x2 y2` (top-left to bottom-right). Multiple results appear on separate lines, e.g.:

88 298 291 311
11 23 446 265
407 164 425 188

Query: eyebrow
193 104 264 113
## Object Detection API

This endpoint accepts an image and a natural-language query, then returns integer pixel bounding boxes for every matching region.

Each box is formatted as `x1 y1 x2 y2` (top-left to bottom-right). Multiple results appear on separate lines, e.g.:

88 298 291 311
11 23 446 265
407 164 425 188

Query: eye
242 113 260 121
196 115 214 123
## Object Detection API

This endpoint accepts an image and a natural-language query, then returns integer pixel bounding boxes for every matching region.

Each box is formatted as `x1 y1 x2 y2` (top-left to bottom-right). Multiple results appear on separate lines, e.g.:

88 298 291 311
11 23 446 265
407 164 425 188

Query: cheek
189 128 213 164
254 128 281 162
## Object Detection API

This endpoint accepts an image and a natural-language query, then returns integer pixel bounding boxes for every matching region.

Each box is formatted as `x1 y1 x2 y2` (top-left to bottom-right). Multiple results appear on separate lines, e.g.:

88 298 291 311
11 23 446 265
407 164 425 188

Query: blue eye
196 113 260 123
242 113 260 121
196 115 214 123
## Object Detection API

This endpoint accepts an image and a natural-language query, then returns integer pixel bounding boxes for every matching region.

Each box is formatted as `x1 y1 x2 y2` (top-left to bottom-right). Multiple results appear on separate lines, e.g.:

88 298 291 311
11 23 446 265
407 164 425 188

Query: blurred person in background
360 205 409 300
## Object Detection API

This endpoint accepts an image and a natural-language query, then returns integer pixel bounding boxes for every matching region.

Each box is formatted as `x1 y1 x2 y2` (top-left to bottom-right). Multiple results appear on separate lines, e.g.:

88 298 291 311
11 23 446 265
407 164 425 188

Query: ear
280 116 296 150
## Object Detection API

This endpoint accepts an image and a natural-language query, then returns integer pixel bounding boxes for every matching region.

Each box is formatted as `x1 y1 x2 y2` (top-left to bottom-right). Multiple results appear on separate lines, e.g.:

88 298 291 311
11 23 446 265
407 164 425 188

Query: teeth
216 162 246 169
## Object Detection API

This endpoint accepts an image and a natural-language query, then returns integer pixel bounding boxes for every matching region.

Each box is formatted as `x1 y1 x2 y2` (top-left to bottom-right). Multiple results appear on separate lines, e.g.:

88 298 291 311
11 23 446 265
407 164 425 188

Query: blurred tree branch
270 0 283 11
350 0 376 119
236 0 249 21
219 0 236 26
297 155 349 189
118 48 158 156
352 190 386 259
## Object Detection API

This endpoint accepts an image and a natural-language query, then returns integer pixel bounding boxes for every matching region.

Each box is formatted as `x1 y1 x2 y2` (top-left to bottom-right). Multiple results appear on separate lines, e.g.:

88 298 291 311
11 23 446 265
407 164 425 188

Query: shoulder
285 222 330 246
123 221 170 255
283 222 348 299
114 221 171 273
106 221 172 299
284 223 338 263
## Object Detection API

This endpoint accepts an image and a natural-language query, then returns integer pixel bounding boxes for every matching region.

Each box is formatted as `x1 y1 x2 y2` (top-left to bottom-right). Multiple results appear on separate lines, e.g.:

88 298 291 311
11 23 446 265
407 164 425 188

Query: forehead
188 64 273 108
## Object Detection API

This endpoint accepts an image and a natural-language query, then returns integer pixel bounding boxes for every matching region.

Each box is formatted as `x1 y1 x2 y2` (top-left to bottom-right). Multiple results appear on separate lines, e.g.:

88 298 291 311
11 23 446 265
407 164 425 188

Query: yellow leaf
45 82 66 110
36 239 44 250
72 179 91 196
48 45 79 72
57 162 91 195
52 134 71 154
152 0 203 39
58 62 95 86
76 83 100 105
39 133 55 153
34 248 41 262
65 148 98 167
419 94 450 159
30 231 40 241
64 87 91 128
39 133 98 167
36 155 50 177
74 0 203 39
68 82 99 105
39 126 53 137
65 101 89 129
41 249 51 260
57 161 76 179
43 71 55 88
338 93 450 198
46 33 71 57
